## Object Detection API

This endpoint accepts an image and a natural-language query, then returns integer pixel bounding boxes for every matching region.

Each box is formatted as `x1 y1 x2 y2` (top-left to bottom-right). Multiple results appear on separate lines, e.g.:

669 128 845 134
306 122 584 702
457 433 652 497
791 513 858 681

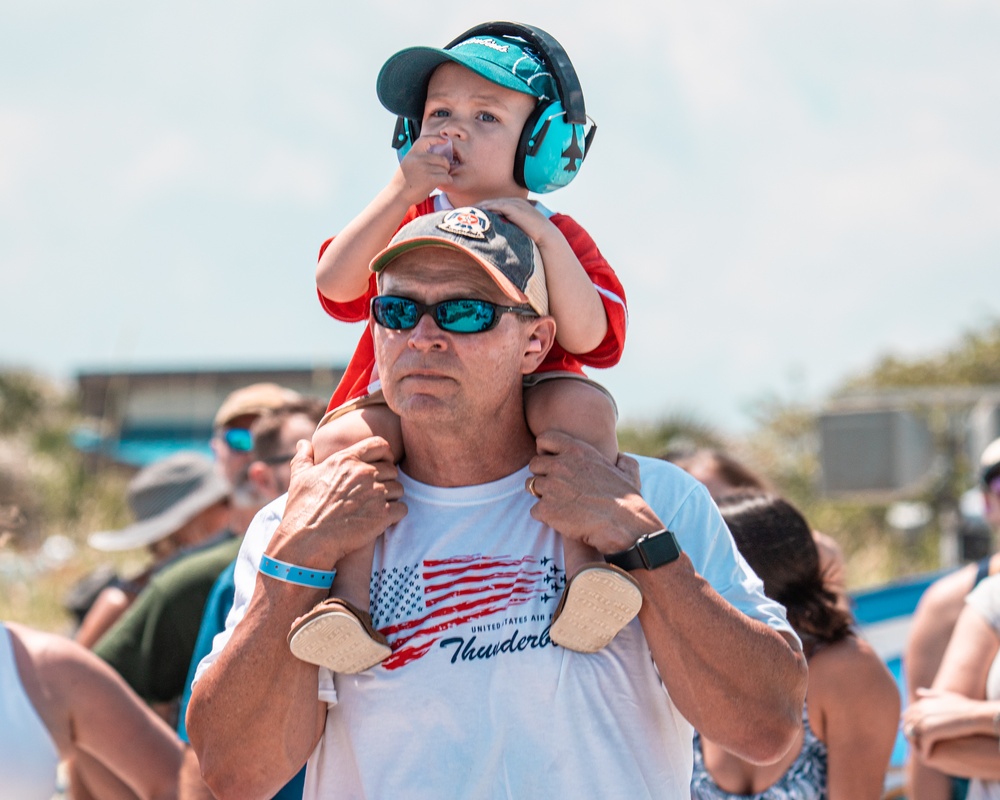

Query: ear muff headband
391 21 596 193
441 21 586 126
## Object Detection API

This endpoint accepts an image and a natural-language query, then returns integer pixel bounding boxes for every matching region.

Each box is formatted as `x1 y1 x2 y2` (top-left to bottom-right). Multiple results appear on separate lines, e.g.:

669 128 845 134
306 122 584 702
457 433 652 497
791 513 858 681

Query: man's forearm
188 576 326 799
636 555 807 764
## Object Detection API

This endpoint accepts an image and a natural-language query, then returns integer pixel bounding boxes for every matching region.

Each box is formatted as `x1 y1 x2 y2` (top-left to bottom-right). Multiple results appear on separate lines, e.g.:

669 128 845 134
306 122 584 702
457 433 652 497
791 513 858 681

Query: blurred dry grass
0 471 143 634
0 370 142 633
0 538 145 635
805 500 940 589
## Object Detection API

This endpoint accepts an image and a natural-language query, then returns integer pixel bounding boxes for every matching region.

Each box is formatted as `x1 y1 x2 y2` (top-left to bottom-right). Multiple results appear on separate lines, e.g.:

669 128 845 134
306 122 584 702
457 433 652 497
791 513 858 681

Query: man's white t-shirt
197 456 794 799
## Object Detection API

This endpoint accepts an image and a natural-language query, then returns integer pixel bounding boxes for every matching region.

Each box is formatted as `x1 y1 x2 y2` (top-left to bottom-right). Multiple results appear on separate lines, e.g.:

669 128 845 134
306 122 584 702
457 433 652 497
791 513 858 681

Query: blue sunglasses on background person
370 296 537 334
218 428 253 452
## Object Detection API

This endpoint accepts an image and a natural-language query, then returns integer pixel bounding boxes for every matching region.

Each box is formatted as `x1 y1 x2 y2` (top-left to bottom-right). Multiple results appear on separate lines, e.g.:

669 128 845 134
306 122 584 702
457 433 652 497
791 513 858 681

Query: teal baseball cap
377 34 559 121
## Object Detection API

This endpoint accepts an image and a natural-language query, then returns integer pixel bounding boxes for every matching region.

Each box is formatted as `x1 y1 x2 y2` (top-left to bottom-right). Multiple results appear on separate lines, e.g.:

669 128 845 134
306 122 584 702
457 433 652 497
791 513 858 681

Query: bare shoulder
914 565 977 618
904 565 984 700
11 624 104 701
5 621 65 669
907 565 978 655
8 622 85 667
809 634 875 669
808 636 900 742
809 636 898 700
4 623 81 747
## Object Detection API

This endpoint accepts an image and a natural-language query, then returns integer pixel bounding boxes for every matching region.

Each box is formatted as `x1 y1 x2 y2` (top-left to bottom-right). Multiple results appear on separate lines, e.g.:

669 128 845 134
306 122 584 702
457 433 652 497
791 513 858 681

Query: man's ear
246 461 275 496
985 489 1000 522
522 317 557 374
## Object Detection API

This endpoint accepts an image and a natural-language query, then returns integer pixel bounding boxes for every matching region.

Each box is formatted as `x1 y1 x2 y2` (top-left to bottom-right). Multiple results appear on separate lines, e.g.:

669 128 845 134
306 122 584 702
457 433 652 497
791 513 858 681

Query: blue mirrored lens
375 297 419 329
223 428 253 452
437 299 497 332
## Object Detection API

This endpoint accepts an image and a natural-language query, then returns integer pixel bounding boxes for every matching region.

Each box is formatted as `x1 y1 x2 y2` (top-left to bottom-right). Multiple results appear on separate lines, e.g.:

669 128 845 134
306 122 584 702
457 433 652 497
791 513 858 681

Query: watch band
605 529 681 571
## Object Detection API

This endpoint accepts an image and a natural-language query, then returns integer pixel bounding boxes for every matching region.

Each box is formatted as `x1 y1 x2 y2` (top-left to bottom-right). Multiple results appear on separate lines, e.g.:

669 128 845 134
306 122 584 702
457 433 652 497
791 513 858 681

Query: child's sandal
549 563 642 653
288 597 391 673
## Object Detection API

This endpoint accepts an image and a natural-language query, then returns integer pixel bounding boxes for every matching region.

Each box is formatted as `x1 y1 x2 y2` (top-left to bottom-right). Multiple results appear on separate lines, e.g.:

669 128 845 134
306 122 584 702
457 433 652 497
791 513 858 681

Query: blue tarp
71 428 213 467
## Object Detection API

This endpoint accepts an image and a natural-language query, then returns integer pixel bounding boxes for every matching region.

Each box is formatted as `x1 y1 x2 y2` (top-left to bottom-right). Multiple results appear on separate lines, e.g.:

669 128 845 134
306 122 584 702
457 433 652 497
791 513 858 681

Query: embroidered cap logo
437 208 491 240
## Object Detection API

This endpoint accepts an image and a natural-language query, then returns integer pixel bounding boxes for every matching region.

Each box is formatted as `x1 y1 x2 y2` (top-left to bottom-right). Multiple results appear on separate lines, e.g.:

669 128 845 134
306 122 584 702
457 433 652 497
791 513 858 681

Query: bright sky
2 1 998 432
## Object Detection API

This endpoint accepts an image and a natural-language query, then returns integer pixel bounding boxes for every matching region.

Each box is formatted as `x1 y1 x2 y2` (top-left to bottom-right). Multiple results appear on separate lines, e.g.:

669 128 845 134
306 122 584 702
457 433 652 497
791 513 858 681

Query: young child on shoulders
291 23 638 673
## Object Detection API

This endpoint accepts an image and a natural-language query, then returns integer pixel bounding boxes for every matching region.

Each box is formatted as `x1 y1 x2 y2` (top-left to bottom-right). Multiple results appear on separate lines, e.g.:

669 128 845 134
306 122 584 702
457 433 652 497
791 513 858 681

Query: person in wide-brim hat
88 452 231 554
74 452 232 649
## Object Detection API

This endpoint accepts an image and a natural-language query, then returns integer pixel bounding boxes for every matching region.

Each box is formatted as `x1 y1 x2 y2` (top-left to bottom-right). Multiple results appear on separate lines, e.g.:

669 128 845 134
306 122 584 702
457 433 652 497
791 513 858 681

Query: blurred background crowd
1 321 1000 798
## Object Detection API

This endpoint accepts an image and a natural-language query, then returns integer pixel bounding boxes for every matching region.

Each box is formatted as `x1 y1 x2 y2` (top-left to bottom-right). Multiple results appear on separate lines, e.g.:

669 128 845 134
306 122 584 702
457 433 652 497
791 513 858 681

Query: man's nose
406 313 447 349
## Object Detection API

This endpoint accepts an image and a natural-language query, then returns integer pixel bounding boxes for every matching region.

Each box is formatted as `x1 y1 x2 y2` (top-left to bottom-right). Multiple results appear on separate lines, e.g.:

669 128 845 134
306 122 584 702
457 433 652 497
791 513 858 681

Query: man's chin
393 374 456 398
394 387 464 418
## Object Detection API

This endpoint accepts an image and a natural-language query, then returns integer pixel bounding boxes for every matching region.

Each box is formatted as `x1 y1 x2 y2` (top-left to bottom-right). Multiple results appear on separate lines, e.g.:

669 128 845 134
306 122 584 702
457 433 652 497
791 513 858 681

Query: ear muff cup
515 99 589 194
392 116 421 162
389 22 595 193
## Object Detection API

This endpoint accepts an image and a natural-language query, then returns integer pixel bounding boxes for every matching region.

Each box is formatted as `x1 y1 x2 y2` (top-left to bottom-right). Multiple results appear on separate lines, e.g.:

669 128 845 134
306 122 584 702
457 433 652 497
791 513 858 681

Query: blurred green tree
840 319 1000 391
617 412 727 458
0 370 45 433
749 317 1000 586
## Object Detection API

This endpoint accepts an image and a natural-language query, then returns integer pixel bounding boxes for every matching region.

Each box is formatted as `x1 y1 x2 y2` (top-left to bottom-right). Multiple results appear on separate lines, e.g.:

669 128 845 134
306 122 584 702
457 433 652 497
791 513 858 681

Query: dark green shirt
95 532 242 704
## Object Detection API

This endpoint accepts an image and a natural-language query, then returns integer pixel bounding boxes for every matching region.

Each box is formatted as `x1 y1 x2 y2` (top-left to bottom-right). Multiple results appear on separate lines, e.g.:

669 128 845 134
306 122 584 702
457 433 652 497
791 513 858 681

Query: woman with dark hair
667 449 848 601
691 492 899 800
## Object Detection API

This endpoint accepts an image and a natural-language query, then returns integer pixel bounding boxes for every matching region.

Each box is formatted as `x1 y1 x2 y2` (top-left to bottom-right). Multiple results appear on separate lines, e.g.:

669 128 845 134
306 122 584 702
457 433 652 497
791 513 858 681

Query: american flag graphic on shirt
370 554 563 670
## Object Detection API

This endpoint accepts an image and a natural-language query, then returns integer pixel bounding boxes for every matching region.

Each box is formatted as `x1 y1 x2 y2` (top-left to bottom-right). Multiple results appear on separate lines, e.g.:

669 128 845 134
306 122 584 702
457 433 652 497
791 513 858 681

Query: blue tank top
691 704 827 800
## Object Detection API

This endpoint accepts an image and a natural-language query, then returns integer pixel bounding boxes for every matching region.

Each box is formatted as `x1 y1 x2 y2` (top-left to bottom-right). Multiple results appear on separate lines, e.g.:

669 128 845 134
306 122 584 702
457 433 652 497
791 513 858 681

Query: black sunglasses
371 296 537 334
258 453 296 466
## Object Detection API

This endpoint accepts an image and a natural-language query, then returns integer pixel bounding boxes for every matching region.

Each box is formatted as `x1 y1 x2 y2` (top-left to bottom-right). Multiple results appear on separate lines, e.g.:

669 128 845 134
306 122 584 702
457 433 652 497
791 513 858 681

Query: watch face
641 530 681 568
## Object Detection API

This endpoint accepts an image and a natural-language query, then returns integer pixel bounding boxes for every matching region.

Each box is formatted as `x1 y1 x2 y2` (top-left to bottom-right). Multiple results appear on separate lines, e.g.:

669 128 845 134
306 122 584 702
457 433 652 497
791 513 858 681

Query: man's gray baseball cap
369 206 549 315
88 452 230 551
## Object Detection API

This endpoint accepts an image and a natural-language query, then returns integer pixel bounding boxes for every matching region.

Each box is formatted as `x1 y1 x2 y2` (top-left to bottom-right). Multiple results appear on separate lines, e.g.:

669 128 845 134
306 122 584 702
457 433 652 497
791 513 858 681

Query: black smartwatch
605 529 682 571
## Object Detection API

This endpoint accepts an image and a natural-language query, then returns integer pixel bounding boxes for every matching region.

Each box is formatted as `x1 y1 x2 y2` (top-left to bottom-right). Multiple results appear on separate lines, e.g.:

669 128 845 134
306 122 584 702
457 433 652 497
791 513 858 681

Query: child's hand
476 197 560 250
479 196 609 354
393 135 455 204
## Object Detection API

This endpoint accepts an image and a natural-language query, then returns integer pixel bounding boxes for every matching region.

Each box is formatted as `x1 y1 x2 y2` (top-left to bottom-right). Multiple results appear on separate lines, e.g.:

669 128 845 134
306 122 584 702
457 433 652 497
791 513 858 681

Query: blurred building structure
73 366 341 468
818 385 1000 566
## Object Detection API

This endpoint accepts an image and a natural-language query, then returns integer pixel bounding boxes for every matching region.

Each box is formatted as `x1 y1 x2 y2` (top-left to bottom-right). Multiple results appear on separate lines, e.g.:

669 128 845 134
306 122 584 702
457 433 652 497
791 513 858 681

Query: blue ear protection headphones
390 21 596 194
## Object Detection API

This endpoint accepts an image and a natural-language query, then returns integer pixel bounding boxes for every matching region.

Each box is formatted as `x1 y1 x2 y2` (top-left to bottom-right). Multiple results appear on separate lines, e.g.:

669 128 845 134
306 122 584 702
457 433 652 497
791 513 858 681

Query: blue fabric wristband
259 554 336 589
